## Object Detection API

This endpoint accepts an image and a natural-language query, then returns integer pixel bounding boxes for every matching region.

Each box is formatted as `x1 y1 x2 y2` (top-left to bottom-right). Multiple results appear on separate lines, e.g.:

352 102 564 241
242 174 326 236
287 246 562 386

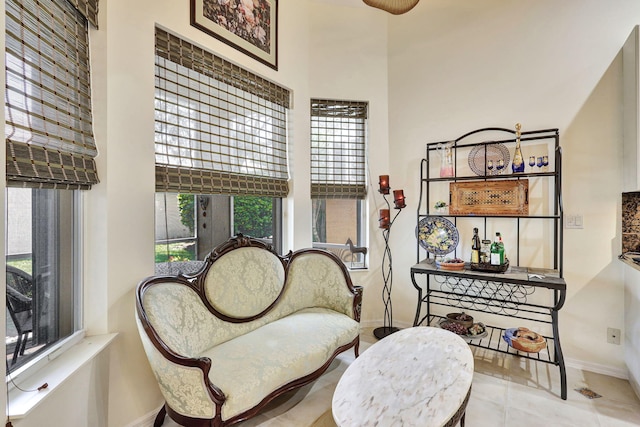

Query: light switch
566 214 583 229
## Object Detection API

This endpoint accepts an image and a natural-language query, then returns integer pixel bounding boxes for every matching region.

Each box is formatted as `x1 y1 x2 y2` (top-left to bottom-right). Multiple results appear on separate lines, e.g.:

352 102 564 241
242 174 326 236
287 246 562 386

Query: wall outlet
566 214 584 229
607 327 621 345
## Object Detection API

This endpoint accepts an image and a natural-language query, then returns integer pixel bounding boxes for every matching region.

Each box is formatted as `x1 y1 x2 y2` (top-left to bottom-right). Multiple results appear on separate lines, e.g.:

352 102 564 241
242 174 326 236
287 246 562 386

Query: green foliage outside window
178 194 195 234
234 196 273 238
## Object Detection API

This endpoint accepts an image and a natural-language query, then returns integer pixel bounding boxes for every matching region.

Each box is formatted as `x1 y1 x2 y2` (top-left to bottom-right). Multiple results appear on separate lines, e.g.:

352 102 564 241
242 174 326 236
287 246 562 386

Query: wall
624 264 640 396
385 0 640 376
308 1 390 329
7 0 312 425
94 1 313 425
6 0 640 425
622 25 640 399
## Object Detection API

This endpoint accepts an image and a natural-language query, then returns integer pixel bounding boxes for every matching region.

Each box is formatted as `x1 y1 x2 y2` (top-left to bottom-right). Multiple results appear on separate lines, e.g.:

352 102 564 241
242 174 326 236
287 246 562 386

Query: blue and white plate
415 216 459 256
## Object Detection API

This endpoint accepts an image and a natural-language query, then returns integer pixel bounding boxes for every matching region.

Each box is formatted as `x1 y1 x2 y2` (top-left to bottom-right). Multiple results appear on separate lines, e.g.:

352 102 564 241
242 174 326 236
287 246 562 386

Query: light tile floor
164 327 640 426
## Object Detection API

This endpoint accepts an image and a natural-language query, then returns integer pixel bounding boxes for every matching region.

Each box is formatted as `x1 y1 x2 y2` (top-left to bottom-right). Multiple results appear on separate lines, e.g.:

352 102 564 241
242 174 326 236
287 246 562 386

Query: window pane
154 193 197 264
233 196 274 239
6 188 77 371
154 193 281 274
312 198 366 268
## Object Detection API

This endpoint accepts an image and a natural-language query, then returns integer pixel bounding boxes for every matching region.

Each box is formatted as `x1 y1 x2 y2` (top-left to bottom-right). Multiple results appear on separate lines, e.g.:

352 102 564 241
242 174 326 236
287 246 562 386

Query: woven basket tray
449 179 528 216
469 259 510 273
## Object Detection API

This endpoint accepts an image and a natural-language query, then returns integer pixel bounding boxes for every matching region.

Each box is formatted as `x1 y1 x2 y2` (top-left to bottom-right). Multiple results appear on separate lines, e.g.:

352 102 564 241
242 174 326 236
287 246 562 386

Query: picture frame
191 0 278 70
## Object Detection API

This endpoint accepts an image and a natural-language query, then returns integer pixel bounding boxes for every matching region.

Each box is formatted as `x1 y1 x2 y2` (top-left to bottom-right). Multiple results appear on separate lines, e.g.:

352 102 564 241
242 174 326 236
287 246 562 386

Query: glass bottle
439 145 454 177
471 227 481 264
498 232 506 261
481 239 492 263
490 232 505 265
512 123 525 173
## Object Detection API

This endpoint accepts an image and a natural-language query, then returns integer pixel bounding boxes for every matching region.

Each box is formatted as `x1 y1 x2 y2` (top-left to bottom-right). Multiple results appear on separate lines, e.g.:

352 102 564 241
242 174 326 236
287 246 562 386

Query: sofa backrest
137 235 358 358
204 246 285 319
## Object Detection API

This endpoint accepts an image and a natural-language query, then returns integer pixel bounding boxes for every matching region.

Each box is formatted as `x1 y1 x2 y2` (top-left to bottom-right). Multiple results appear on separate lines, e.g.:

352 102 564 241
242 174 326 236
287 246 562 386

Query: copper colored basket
449 180 528 216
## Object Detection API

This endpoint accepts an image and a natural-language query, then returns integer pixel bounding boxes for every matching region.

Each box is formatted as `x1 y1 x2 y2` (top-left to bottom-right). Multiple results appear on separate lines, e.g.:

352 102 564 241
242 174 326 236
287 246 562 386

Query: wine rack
412 127 567 400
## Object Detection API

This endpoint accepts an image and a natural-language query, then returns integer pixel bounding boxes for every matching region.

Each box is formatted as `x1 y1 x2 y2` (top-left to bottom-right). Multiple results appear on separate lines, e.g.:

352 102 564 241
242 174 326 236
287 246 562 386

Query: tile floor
163 327 640 426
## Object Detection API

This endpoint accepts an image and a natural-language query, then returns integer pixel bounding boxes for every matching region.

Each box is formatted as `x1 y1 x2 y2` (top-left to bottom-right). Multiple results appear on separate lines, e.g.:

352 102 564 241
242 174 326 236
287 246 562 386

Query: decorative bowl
446 312 474 329
502 327 547 353
436 257 465 271
438 261 465 271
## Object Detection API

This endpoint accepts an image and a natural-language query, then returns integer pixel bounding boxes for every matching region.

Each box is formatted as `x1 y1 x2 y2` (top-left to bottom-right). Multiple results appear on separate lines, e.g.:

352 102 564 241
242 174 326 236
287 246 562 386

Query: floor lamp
373 175 406 340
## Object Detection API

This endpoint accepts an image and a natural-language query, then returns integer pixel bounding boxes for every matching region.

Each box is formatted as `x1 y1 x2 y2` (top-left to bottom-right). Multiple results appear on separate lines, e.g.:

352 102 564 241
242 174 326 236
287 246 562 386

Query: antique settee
135 235 363 427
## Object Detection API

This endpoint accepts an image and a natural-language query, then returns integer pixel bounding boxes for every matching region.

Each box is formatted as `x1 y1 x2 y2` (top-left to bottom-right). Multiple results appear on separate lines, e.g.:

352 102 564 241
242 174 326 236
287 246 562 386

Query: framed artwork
191 0 278 70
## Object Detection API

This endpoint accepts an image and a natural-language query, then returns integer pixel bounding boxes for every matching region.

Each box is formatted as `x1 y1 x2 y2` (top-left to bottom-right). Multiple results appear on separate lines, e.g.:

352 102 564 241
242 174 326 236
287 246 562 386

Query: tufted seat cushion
202 307 360 421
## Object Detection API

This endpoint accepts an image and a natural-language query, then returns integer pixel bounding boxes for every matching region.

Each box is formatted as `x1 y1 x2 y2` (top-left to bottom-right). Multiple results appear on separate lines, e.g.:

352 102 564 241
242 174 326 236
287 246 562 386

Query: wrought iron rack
412 127 567 400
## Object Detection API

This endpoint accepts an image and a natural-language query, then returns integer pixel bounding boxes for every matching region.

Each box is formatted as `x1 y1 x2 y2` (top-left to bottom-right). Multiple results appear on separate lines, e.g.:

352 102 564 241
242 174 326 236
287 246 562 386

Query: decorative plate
416 216 459 255
468 142 511 176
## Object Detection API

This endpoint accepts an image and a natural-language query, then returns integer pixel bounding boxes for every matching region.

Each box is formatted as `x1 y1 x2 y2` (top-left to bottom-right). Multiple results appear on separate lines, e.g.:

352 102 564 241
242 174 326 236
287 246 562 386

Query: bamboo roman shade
5 0 99 190
67 0 99 28
310 100 368 199
154 28 290 197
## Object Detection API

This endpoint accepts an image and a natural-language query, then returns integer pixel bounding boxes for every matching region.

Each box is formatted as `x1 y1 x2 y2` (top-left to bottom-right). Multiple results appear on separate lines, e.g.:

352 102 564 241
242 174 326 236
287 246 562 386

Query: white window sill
7 333 117 419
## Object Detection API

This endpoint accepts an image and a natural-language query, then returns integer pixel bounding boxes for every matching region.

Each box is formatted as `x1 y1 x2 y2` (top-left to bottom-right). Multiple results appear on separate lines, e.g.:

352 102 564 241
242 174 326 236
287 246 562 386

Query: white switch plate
566 214 584 229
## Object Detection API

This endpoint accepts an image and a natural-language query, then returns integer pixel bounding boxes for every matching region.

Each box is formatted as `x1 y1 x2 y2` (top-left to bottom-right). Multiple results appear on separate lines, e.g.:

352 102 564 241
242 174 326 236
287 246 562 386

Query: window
154 28 290 269
154 193 281 269
5 0 99 372
6 188 78 371
310 100 368 268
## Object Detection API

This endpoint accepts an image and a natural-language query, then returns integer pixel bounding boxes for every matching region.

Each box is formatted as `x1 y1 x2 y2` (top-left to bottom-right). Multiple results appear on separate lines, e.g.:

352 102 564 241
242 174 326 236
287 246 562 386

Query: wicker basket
449 180 528 216
470 259 510 273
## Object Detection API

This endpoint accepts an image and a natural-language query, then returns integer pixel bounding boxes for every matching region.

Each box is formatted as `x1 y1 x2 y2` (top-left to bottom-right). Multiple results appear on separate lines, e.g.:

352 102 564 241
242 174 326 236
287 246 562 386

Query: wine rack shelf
413 126 566 399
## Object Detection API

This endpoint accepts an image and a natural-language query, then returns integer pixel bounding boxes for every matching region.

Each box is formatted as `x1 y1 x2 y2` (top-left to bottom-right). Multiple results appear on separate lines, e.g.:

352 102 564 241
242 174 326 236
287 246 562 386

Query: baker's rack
411 127 567 399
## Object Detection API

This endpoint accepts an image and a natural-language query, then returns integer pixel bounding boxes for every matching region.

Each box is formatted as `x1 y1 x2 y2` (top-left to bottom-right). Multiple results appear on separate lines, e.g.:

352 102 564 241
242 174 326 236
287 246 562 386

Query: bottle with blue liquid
512 123 525 173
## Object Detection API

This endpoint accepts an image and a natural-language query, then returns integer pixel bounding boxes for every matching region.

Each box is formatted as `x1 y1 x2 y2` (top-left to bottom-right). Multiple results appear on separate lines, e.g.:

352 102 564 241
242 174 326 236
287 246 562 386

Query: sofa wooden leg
154 405 166 427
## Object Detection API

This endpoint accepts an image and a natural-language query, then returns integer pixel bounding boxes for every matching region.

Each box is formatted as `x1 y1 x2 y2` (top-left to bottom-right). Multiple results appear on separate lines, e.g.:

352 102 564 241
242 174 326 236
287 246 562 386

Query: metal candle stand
374 176 405 340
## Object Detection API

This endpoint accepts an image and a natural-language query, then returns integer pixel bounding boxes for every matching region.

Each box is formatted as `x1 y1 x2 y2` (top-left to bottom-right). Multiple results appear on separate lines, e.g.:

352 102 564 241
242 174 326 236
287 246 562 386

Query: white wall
385 0 640 375
308 1 391 331
7 0 640 425
90 1 313 425
7 0 313 425
624 264 640 397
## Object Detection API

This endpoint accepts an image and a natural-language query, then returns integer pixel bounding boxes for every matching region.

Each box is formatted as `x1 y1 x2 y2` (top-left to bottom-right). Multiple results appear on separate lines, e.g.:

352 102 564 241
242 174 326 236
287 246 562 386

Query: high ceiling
313 0 367 8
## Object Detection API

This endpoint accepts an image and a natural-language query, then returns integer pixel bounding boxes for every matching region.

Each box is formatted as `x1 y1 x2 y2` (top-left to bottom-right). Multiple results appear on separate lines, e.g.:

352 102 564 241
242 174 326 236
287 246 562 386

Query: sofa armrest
135 315 226 420
135 277 228 420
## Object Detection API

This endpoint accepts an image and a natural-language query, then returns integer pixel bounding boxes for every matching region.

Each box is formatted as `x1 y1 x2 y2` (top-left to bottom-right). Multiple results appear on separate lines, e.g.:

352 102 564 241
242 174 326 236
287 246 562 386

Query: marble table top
332 326 474 427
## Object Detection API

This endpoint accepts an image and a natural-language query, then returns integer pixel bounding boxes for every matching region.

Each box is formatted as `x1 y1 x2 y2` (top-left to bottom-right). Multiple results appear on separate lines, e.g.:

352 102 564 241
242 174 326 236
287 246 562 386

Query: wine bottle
498 232 506 261
490 232 505 265
512 123 525 173
471 227 481 264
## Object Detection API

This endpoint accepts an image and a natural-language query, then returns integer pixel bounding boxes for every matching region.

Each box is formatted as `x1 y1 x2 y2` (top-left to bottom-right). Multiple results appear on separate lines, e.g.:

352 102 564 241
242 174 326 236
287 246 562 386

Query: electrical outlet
607 327 621 345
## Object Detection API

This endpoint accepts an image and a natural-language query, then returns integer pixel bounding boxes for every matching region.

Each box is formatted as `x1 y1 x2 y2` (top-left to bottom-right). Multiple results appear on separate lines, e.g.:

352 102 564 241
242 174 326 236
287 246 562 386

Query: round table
332 327 474 427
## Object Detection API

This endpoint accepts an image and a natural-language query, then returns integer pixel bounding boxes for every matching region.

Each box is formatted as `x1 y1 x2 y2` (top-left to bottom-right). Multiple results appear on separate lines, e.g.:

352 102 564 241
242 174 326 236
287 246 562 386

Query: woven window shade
310 100 368 200
5 0 99 190
155 28 290 197
67 0 98 28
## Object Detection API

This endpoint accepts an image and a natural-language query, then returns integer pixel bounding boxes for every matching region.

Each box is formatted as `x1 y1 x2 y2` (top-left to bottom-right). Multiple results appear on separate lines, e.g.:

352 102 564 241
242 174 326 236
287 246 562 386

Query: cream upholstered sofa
136 235 363 427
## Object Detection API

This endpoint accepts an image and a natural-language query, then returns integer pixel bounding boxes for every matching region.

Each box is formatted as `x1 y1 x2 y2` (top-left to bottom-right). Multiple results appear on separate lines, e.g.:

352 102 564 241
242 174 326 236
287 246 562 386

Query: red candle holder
379 209 390 229
379 175 390 195
393 189 406 209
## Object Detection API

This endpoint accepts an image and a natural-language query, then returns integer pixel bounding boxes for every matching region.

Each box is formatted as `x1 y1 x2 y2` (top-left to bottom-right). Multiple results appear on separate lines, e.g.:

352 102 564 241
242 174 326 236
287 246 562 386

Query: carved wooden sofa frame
136 235 363 427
